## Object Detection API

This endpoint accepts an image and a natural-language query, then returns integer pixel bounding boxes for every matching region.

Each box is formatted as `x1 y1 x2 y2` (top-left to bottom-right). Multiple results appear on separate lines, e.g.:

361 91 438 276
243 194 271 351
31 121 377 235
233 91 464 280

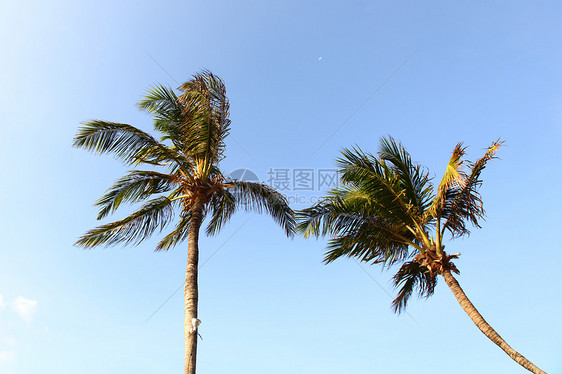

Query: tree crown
74 71 294 250
296 137 502 312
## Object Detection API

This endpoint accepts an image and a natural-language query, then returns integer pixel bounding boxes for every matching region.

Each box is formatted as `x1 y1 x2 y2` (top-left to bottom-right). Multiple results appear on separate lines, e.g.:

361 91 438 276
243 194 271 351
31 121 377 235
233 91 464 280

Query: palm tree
73 71 294 374
296 137 545 374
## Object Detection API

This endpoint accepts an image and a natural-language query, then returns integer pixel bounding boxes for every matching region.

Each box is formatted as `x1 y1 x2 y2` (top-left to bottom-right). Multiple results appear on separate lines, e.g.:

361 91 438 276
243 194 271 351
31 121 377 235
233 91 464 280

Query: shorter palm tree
297 137 545 374
74 71 294 374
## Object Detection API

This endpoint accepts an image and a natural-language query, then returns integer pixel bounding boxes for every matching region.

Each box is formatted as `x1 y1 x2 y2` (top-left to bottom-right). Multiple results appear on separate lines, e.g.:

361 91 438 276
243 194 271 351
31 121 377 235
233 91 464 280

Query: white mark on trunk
189 318 201 333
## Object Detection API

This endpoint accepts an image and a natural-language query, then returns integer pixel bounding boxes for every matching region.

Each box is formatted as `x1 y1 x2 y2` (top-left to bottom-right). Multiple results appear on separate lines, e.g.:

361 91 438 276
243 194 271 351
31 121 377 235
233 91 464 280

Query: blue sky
1 0 561 373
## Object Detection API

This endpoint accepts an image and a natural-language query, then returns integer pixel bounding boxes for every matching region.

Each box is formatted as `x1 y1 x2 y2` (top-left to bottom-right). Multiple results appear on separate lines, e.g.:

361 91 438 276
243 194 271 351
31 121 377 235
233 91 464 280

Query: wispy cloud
11 296 37 323
0 294 40 367
0 294 39 321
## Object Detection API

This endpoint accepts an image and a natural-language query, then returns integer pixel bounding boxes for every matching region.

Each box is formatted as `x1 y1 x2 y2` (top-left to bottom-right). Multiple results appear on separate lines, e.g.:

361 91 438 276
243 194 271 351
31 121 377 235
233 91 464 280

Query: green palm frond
392 260 437 313
95 170 180 219
336 147 423 227
325 224 411 265
156 214 192 250
378 137 434 213
137 84 185 135
73 120 184 167
336 147 379 184
230 181 295 236
295 197 341 239
441 140 503 237
205 188 236 236
177 71 231 178
75 196 175 248
137 84 181 118
296 194 416 265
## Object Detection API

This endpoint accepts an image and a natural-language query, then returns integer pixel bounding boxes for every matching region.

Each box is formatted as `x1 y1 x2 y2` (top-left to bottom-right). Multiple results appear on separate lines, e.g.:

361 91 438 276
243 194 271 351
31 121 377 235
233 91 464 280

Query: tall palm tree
297 137 545 374
73 71 294 374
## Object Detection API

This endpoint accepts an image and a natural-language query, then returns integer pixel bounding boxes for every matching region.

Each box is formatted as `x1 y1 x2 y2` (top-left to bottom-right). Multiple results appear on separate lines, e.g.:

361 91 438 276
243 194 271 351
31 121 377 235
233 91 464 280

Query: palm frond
73 120 183 167
177 71 231 178
336 147 379 184
392 260 437 313
75 196 175 248
156 214 192 250
325 225 411 265
295 197 339 239
378 137 433 213
137 84 185 135
137 84 181 117
336 147 423 227
205 188 236 236
231 181 295 236
441 140 503 237
425 143 467 220
95 170 179 219
296 194 415 265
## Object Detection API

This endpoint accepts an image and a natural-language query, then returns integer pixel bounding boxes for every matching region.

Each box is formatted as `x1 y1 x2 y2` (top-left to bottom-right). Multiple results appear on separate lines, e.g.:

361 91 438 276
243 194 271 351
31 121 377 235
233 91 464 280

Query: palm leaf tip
75 196 174 248
205 189 236 236
136 84 178 113
231 181 295 237
439 139 504 237
488 139 503 153
294 207 320 239
72 120 178 166
392 260 436 314
378 136 433 211
156 215 192 250
94 170 178 220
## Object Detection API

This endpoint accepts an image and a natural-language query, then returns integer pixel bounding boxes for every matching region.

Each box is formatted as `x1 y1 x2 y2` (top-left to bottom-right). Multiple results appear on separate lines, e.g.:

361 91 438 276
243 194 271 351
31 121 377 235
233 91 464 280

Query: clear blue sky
1 0 561 373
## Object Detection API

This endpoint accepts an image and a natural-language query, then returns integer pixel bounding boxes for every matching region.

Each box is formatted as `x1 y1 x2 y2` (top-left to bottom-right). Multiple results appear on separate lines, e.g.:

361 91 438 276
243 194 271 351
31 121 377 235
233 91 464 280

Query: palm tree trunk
442 270 546 374
185 200 204 374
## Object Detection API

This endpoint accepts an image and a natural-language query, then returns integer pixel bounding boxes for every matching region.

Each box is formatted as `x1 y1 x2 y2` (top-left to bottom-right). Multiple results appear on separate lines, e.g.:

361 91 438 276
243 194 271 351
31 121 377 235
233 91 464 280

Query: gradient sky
1 1 561 373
